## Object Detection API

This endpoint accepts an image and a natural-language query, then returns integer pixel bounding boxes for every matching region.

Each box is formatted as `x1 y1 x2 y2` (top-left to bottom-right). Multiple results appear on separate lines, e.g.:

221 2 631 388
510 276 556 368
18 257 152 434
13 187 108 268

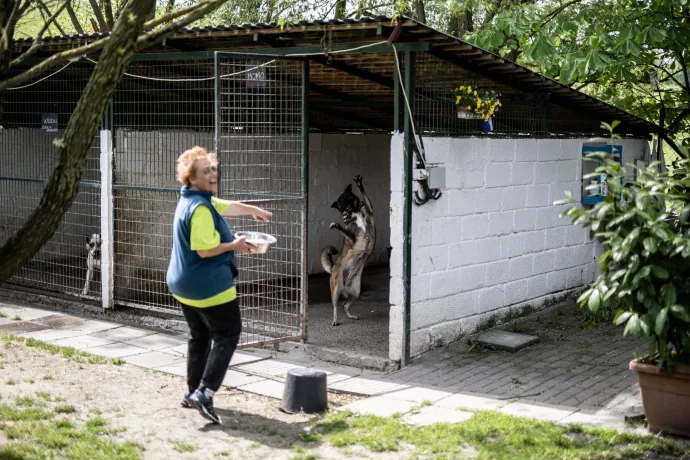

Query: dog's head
331 184 361 223
83 233 102 259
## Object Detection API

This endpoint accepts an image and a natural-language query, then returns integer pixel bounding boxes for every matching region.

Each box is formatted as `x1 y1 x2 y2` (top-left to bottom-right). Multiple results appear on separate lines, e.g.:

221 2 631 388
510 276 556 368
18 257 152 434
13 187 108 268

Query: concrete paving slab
0 304 25 314
124 333 185 351
236 379 285 399
234 359 305 379
329 377 409 396
18 327 87 342
50 335 116 350
162 343 187 356
385 387 453 404
338 396 417 417
59 320 120 334
435 392 506 411
0 321 49 334
403 407 474 426
90 327 153 341
498 401 578 422
327 374 355 385
475 330 540 352
230 352 266 367
0 317 16 326
32 315 84 328
223 370 268 388
2 308 58 321
559 410 628 431
86 342 149 359
154 362 187 377
124 351 185 368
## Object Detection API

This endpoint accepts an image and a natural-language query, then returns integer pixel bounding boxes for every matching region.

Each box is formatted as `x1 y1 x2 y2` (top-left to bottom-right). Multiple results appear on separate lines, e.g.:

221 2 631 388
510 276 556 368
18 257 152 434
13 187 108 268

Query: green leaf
614 310 632 325
588 288 601 312
650 265 669 279
643 237 658 253
655 308 668 335
670 305 690 323
662 284 677 307
624 314 641 336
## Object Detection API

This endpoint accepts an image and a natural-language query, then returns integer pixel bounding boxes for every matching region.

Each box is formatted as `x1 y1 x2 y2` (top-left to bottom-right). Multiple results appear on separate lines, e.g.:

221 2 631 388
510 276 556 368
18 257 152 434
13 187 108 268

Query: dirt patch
0 339 400 460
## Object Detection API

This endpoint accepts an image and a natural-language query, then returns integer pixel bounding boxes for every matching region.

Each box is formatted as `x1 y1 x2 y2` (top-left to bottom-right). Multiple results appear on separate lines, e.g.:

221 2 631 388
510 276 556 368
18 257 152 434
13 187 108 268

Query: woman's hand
232 235 256 254
251 208 272 223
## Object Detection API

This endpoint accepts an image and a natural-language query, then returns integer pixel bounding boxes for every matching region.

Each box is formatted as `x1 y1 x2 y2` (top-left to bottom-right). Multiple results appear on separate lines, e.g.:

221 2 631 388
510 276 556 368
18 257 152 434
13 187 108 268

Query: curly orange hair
176 146 218 187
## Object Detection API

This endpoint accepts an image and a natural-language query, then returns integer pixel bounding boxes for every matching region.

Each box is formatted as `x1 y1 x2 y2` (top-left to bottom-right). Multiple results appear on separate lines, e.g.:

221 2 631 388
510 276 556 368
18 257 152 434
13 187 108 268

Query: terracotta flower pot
629 359 690 437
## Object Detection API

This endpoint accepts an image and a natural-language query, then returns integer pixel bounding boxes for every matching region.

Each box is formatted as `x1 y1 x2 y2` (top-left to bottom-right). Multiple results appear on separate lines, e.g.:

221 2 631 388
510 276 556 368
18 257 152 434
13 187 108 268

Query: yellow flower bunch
453 84 502 121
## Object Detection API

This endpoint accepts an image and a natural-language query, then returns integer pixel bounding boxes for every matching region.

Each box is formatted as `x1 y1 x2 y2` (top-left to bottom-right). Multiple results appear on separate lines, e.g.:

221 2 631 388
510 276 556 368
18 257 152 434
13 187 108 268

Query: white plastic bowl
235 231 277 254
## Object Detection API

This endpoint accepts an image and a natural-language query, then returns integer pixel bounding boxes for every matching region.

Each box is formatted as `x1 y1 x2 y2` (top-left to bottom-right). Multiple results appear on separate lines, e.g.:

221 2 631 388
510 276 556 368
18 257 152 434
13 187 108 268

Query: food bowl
235 231 277 254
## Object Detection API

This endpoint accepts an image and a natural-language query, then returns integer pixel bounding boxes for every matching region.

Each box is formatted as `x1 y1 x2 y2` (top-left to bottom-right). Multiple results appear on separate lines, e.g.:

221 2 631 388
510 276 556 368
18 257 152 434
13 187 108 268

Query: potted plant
558 122 690 437
452 85 501 121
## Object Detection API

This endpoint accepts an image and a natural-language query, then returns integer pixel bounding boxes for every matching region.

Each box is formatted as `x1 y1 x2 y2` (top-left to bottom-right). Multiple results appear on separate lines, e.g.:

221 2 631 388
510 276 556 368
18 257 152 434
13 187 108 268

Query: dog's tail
321 246 338 274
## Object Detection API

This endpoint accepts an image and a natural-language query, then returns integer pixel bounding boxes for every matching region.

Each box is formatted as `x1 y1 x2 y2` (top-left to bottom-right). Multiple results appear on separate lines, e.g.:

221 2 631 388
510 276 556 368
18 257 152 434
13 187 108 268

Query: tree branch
666 108 690 135
4 0 230 83
11 0 70 68
64 1 83 34
103 0 114 29
660 131 687 159
88 0 109 32
37 0 66 35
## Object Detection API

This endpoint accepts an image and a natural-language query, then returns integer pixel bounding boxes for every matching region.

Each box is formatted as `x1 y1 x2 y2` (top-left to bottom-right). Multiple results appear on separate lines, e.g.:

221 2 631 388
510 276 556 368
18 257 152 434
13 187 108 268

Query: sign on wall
41 113 58 133
245 60 267 88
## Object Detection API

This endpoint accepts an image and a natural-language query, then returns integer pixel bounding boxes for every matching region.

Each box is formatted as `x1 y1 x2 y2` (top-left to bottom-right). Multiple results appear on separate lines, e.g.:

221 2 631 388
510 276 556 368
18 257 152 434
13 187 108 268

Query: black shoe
189 390 221 424
181 392 192 409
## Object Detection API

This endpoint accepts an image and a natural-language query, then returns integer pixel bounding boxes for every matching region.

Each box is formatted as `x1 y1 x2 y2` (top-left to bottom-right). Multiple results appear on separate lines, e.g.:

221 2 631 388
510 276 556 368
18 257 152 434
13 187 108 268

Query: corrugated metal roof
11 15 658 135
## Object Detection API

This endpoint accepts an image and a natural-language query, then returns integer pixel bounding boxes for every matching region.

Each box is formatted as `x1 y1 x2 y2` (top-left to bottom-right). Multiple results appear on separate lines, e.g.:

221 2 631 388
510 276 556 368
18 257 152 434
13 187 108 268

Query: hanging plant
452 85 502 121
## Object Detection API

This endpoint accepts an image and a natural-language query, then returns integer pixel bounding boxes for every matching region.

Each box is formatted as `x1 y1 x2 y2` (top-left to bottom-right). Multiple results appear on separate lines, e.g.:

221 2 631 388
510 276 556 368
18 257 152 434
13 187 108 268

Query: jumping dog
321 175 376 326
82 233 101 296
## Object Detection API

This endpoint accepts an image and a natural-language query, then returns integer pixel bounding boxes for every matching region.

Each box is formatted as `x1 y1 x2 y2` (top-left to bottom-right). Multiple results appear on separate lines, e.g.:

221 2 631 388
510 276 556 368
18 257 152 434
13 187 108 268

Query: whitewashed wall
307 133 391 274
389 134 650 360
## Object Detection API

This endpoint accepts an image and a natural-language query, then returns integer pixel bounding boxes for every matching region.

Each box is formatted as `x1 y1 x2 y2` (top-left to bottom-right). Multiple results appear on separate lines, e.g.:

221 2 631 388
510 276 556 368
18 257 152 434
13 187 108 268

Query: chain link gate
214 53 307 347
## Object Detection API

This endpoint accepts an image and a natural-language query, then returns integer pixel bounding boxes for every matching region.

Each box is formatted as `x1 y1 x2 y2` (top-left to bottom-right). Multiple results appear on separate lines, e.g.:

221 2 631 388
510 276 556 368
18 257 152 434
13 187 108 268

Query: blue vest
166 187 238 301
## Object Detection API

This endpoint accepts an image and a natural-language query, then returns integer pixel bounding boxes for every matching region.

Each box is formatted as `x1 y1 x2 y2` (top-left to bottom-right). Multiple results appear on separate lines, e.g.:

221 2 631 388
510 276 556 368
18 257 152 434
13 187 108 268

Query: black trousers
180 299 242 393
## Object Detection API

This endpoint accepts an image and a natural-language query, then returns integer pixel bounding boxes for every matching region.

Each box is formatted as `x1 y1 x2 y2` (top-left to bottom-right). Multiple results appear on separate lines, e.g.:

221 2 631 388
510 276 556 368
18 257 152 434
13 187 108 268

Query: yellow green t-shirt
172 196 237 308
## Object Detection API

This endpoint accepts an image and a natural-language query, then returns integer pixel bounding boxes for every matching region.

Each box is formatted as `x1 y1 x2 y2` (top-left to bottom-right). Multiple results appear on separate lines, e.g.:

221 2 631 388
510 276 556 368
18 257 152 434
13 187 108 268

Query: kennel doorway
214 53 308 347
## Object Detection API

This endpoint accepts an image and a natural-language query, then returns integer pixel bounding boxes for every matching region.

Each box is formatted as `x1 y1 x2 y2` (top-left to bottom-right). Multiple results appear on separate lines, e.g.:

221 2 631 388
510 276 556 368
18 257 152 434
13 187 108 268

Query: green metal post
214 52 222 197
402 51 415 367
301 59 310 344
393 55 401 132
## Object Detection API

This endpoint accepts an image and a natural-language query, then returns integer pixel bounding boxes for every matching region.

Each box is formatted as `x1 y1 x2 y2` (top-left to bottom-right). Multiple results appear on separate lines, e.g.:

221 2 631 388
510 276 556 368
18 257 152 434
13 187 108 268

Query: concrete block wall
308 133 391 275
389 135 650 359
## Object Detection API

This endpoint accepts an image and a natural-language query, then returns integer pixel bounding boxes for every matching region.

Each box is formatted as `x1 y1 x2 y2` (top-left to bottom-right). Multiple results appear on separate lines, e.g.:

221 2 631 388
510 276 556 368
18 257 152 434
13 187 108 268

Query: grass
310 410 687 460
172 441 196 453
1 334 125 366
0 312 7 318
0 400 140 460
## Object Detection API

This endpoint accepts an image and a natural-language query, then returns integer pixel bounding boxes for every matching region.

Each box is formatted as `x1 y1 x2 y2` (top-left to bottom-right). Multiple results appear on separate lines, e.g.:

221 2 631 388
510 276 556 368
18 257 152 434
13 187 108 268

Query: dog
321 175 376 326
82 233 101 296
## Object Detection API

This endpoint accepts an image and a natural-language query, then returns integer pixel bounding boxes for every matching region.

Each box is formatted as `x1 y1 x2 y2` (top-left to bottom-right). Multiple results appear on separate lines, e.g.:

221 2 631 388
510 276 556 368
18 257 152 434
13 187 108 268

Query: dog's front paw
329 222 338 229
347 315 359 320
331 320 340 326
353 175 363 187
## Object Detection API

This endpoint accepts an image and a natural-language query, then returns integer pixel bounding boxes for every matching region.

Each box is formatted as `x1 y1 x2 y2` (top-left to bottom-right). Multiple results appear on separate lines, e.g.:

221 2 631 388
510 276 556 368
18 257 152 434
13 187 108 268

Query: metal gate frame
213 51 309 348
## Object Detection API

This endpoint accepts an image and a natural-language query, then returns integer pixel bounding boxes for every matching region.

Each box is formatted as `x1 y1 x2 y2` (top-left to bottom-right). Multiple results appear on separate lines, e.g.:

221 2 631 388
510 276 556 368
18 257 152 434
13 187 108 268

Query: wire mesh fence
0 63 101 300
216 54 305 345
413 53 606 138
111 59 216 314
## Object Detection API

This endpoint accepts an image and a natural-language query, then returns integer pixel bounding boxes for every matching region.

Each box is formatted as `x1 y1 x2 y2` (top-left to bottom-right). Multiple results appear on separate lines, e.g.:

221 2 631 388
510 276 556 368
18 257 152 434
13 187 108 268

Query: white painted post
100 130 114 309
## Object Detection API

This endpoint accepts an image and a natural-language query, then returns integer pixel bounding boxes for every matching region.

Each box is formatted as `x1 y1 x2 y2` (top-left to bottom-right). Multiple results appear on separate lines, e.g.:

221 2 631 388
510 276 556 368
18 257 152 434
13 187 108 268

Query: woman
166 146 272 424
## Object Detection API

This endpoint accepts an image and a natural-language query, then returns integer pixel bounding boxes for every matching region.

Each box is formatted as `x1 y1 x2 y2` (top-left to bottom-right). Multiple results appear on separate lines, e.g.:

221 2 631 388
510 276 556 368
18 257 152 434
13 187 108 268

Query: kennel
0 16 659 368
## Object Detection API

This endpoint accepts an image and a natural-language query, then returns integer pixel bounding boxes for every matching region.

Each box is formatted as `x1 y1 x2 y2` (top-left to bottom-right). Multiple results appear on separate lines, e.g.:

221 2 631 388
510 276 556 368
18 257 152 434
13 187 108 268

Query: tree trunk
335 0 346 19
448 8 473 37
88 0 110 32
65 2 85 35
414 0 426 24
0 0 156 285
102 0 115 30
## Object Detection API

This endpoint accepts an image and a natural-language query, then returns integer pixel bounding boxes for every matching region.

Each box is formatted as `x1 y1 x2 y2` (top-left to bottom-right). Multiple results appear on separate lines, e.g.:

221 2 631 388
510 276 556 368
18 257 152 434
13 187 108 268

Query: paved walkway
0 301 644 432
